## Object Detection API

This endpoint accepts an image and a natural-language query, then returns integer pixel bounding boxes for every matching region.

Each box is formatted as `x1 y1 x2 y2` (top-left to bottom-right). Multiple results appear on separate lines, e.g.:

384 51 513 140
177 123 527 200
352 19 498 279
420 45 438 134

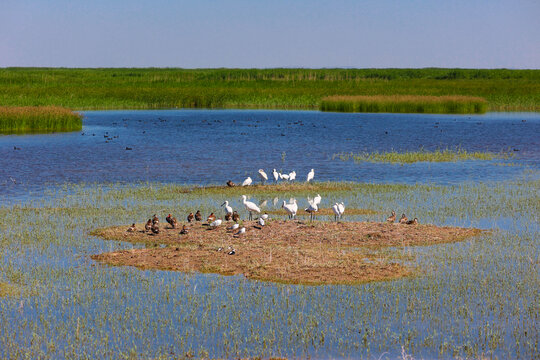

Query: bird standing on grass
221 201 233 216
280 173 289 181
241 195 261 220
145 219 152 232
232 211 240 222
282 200 297 220
258 217 265 227
187 212 194 223
272 169 279 183
227 223 240 231
151 222 160 234
306 169 315 182
399 214 408 224
305 200 319 221
386 211 396 223
258 169 268 185
288 171 296 182
406 218 419 225
207 212 216 223
180 225 189 234
226 180 236 187
234 227 246 236
209 219 222 228
195 210 202 221
242 177 252 186
152 214 159 225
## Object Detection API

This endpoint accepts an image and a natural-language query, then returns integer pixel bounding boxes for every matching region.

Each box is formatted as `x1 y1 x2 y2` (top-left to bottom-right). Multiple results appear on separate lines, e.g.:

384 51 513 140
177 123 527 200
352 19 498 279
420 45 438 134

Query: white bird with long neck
258 169 268 185
282 199 298 220
242 177 252 186
338 202 345 219
288 171 296 182
241 195 261 220
332 203 341 222
272 169 279 183
305 200 318 221
221 201 233 215
306 169 315 182
313 194 322 206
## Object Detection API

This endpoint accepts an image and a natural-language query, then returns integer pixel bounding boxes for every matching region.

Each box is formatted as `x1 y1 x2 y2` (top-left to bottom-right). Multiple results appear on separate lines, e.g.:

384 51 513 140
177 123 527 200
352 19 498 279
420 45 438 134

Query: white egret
210 219 222 228
305 200 318 221
272 169 279 182
306 169 315 182
258 169 268 184
290 198 298 216
338 202 345 219
242 177 252 186
282 201 296 219
241 195 261 220
332 203 341 222
313 194 322 206
273 197 279 206
288 170 296 182
221 201 233 216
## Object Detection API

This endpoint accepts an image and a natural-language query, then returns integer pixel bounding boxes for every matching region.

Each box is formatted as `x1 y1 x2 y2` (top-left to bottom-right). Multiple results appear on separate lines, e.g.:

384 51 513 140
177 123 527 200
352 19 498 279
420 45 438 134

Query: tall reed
0 106 82 133
320 95 488 114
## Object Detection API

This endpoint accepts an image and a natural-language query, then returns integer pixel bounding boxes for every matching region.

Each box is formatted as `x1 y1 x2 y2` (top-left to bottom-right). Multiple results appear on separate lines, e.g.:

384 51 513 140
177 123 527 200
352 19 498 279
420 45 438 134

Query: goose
386 211 396 223
194 210 202 221
221 201 233 215
306 169 315 182
399 214 408 224
187 212 194 223
242 177 252 186
258 169 268 184
241 195 260 220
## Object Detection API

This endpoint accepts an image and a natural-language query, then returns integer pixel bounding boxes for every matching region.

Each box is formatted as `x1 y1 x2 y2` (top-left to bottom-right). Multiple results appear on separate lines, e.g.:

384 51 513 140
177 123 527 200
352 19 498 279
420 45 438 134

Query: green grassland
0 106 82 133
0 68 538 111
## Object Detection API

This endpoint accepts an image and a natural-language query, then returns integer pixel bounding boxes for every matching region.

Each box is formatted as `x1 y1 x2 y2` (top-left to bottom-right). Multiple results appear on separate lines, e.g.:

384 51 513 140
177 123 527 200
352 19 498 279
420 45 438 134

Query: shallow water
0 110 539 359
1 110 539 200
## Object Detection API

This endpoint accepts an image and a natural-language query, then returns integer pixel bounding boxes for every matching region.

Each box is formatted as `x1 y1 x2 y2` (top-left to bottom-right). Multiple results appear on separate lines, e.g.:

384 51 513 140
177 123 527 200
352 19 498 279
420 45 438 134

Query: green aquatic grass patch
0 106 82 134
333 148 514 164
0 68 538 111
320 95 488 114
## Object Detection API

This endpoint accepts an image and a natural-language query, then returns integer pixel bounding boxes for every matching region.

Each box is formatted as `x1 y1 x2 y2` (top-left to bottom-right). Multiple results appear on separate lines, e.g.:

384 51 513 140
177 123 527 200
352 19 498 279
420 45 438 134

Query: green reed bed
0 178 538 358
333 148 513 164
320 95 488 114
0 106 82 134
0 68 538 111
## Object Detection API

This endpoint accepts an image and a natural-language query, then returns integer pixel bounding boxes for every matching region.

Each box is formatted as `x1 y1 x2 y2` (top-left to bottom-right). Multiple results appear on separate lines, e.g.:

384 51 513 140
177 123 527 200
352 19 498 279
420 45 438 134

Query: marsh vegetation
0 106 82 133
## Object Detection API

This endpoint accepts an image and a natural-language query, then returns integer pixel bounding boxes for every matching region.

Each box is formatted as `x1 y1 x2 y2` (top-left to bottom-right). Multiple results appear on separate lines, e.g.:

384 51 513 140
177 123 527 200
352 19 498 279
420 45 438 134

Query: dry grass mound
91 220 482 285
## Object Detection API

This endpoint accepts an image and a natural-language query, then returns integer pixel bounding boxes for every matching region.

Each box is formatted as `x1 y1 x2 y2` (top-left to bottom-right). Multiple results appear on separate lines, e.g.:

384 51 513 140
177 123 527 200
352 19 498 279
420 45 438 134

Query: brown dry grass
91 220 482 285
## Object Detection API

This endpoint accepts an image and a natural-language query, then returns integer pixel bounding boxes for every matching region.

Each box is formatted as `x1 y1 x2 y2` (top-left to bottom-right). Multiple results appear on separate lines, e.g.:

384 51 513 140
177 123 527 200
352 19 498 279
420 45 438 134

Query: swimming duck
399 214 408 224
386 211 396 223
187 212 194 223
195 210 202 221
127 223 136 232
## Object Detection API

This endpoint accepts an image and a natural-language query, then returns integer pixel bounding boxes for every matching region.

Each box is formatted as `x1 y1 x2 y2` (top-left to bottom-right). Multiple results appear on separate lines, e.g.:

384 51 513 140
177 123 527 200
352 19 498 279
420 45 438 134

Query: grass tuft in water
321 95 488 114
0 106 82 134
333 147 514 164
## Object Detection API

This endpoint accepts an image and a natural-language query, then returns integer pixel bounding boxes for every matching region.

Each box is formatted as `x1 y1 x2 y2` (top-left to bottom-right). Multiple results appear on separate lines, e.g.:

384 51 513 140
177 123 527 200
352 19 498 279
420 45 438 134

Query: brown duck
225 212 232 221
127 223 136 232
180 225 189 235
386 211 396 223
194 210 202 221
145 219 152 232
187 212 194 223
171 217 178 228
152 214 159 225
399 213 408 224
226 180 236 187
232 211 240 222
406 218 418 225
151 223 160 234
207 212 216 223
166 214 174 227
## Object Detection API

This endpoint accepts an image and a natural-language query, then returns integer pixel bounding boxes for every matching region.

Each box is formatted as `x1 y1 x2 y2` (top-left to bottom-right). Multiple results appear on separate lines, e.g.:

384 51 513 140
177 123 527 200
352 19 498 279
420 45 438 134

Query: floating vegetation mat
320 95 488 114
92 220 482 285
333 148 513 164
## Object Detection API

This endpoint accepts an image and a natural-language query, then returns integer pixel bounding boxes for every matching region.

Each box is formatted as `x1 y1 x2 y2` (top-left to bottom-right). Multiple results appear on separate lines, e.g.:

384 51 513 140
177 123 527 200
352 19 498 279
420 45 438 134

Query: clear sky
1 0 539 68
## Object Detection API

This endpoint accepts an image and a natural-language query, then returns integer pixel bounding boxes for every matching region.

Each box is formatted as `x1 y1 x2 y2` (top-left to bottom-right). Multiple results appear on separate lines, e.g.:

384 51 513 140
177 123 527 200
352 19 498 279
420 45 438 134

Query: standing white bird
221 201 233 215
280 173 289 181
272 169 279 183
305 200 318 221
332 203 341 222
241 195 261 220
242 177 252 186
313 194 322 206
209 219 222 228
282 201 296 219
338 202 345 220
288 171 296 182
306 169 315 182
258 169 268 184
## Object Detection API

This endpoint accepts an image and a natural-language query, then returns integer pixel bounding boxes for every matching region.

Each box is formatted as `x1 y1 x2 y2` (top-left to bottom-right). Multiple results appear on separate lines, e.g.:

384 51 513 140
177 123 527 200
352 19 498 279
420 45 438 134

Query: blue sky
1 0 539 68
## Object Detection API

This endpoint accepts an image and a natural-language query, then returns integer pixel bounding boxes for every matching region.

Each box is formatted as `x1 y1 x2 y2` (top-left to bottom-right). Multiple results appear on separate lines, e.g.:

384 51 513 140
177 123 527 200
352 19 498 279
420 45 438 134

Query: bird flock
227 168 315 187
